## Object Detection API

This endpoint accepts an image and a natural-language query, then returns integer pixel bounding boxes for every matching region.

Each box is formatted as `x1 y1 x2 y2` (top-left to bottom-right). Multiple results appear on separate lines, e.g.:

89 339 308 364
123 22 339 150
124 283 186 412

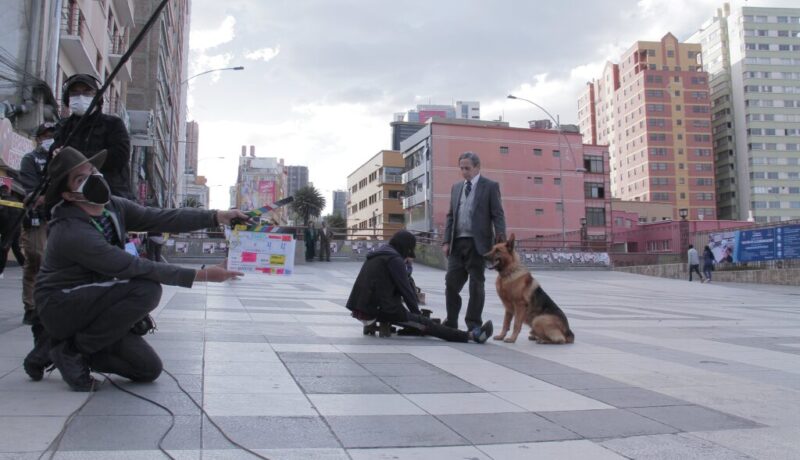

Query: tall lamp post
164 66 245 207
507 95 584 247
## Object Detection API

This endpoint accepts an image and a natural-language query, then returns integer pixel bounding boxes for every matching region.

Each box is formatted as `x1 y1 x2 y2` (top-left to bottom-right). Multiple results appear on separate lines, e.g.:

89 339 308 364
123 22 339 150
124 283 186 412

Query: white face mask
69 95 94 116
40 139 54 150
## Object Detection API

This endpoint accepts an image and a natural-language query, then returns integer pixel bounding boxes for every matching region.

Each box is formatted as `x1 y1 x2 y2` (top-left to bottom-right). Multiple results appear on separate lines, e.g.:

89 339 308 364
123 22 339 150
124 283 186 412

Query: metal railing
61 2 87 38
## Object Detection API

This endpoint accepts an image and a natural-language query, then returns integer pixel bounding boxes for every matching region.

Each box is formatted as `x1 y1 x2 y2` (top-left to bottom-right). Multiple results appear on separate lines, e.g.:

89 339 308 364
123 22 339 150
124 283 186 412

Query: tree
290 185 325 226
324 213 346 231
182 197 202 208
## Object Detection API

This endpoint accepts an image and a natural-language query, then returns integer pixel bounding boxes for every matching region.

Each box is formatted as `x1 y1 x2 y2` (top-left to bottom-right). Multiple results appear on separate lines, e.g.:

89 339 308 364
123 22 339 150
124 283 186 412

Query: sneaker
49 341 97 392
470 320 494 344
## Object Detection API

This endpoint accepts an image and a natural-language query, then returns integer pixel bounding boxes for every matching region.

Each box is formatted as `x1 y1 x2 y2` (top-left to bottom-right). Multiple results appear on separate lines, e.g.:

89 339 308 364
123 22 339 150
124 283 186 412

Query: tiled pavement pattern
0 263 798 459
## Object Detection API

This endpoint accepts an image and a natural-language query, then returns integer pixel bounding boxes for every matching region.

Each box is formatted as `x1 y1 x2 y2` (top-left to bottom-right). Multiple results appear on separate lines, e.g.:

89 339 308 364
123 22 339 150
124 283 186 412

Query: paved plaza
0 262 799 459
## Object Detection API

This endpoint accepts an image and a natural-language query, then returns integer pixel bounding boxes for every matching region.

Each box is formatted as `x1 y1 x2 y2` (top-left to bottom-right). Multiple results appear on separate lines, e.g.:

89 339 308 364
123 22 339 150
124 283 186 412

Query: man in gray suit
442 151 506 333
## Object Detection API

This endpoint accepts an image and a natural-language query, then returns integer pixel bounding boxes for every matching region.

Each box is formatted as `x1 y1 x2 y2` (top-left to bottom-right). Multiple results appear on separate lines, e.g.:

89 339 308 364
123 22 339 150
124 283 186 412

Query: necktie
465 180 472 198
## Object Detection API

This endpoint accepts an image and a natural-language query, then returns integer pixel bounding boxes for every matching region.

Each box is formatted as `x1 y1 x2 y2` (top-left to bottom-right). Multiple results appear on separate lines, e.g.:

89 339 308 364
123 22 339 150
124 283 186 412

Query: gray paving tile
381 375 483 394
438 412 580 444
346 353 424 364
630 405 763 432
601 433 756 459
59 415 200 450
284 362 371 377
533 372 633 390
277 352 354 363
202 416 340 449
296 375 395 394
202 333 269 343
575 387 687 408
80 390 201 416
361 363 445 377
325 415 466 448
540 409 679 439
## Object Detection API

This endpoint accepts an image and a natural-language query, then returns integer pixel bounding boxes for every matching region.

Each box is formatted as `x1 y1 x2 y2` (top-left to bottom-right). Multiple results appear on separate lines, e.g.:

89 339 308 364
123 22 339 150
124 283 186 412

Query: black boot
23 335 53 381
49 341 97 392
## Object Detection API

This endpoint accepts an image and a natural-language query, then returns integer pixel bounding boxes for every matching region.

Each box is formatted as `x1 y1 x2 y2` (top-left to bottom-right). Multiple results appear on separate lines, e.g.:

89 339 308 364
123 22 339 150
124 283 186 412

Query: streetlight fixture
679 208 689 220
508 94 583 247
372 209 379 240
181 66 244 85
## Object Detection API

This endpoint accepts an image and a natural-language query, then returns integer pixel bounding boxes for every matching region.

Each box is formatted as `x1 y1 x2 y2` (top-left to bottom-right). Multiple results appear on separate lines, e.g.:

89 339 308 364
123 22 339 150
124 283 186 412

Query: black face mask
74 173 111 205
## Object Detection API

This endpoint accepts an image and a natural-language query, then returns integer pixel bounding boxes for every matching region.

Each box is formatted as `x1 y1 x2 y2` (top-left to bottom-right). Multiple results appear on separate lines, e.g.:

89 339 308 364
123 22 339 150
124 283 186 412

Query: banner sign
712 223 800 263
228 231 295 275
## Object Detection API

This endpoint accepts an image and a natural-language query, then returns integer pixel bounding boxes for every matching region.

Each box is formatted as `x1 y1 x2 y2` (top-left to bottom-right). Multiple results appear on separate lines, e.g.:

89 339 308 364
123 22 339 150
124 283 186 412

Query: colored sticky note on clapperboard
241 251 257 262
269 254 285 265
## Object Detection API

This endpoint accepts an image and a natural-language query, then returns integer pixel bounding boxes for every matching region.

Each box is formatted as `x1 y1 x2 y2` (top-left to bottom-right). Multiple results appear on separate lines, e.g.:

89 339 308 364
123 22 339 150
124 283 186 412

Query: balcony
108 33 132 82
378 173 402 185
401 163 427 184
60 4 98 78
112 0 135 27
402 190 426 209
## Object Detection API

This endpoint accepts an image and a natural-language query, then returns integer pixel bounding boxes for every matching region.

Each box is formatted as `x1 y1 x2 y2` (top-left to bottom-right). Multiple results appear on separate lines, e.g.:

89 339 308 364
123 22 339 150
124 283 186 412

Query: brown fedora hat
45 147 107 207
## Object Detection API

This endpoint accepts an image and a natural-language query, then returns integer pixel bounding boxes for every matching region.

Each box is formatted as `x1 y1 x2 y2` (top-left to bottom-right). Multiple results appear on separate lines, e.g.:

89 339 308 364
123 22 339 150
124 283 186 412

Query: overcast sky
187 0 794 211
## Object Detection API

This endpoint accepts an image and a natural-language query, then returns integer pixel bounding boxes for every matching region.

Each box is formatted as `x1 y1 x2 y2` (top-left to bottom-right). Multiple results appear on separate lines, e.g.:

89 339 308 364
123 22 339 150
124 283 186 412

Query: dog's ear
506 233 516 252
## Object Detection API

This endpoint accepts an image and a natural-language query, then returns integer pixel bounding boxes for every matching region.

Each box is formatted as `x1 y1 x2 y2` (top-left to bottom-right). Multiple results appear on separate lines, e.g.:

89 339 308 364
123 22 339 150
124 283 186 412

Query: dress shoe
49 341 97 392
470 320 494 344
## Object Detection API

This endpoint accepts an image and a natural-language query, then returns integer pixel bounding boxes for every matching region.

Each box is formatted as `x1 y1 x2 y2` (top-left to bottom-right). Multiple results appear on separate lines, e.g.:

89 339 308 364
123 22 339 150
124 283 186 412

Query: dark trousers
147 240 163 262
445 237 485 330
38 279 163 381
382 311 469 343
689 264 703 281
21 224 47 311
318 239 330 261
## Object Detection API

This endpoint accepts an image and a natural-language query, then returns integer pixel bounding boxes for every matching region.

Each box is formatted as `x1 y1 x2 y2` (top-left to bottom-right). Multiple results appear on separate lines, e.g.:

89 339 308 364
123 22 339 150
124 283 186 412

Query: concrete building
399 119 612 244
332 190 347 217
183 174 210 209
286 165 309 197
579 33 716 221
455 100 481 120
346 150 405 240
390 121 426 151
126 0 190 207
234 146 287 222
688 4 800 223
184 120 199 175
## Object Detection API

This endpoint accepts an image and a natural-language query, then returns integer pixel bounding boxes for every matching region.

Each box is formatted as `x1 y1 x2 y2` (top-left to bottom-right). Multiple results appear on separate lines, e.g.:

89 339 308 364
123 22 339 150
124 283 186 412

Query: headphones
61 74 102 106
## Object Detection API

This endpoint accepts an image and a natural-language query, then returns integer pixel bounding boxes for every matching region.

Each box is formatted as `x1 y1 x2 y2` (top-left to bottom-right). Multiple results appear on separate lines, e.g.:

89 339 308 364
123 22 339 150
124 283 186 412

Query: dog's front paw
493 334 506 341
503 337 517 343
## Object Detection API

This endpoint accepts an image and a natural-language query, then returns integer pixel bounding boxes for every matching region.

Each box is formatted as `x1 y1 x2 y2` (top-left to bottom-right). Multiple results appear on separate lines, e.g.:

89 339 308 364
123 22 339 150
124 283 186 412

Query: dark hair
458 151 480 167
688 244 694 249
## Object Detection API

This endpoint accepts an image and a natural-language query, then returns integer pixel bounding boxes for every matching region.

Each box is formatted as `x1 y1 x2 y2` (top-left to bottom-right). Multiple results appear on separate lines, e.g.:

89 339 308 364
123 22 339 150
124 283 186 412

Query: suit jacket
443 175 506 256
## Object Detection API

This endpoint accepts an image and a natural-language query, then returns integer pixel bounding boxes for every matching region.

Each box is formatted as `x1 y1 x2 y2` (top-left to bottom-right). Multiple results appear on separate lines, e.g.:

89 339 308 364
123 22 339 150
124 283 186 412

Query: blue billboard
729 224 800 263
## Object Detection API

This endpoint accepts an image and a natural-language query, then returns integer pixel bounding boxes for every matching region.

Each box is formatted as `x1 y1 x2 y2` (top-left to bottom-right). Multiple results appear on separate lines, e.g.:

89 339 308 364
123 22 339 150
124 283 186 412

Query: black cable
162 369 272 459
36 379 100 460
100 374 177 460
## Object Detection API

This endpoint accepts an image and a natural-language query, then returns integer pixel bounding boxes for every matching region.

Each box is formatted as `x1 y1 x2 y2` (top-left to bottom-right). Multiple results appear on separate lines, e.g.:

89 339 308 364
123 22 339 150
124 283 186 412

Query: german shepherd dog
484 234 575 344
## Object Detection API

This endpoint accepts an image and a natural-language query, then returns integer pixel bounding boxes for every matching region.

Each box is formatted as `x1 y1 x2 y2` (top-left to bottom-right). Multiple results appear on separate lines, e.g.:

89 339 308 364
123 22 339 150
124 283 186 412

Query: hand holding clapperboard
226 197 297 275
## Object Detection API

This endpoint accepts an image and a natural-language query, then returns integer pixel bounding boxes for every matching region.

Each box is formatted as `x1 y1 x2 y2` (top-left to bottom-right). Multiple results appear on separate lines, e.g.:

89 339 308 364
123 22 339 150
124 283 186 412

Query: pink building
611 211 751 253
578 33 716 221
400 119 611 243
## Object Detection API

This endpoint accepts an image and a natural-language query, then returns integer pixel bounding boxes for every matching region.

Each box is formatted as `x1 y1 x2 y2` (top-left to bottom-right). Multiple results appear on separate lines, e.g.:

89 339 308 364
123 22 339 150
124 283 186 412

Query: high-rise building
455 100 481 120
286 166 309 197
332 190 347 217
234 146 287 222
184 121 199 175
688 4 800 223
579 33 716 221
390 121 426 150
126 0 191 207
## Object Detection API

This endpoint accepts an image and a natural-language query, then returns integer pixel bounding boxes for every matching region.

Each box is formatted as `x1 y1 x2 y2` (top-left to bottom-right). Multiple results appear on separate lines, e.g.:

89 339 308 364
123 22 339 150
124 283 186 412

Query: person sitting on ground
346 230 492 343
23 147 248 392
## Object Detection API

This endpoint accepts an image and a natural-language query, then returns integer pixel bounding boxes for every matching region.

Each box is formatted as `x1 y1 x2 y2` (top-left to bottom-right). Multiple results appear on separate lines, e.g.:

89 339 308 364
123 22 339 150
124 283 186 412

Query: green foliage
324 213 346 230
290 185 326 225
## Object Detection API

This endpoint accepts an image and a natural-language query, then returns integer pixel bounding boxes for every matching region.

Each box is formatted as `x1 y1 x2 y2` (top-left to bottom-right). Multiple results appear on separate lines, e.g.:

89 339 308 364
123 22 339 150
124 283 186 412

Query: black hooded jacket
345 243 420 322
52 111 134 200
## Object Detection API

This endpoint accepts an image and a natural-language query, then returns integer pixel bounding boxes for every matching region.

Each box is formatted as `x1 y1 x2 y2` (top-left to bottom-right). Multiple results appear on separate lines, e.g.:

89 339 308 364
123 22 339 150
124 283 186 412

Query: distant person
318 221 332 262
702 245 716 283
442 151 506 332
52 74 134 199
346 230 492 343
304 222 317 262
0 184 24 280
687 244 704 282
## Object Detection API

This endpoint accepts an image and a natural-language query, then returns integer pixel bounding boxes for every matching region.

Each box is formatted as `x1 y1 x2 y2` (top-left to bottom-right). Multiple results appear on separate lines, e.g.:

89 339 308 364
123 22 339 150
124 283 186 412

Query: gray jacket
443 175 506 256
35 197 215 301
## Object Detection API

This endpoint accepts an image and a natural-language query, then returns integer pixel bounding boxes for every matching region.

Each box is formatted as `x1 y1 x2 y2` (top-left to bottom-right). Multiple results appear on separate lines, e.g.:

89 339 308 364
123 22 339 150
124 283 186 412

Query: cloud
189 15 236 51
245 46 281 62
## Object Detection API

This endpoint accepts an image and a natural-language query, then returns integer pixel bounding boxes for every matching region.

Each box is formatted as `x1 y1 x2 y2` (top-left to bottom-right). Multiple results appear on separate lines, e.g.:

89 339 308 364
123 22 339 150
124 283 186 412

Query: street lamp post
181 66 244 85
372 209 378 240
508 95 583 248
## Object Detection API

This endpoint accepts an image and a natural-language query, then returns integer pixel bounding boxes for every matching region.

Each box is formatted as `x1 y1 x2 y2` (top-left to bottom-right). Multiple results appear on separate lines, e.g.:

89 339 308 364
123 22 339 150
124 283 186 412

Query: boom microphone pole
2 0 170 250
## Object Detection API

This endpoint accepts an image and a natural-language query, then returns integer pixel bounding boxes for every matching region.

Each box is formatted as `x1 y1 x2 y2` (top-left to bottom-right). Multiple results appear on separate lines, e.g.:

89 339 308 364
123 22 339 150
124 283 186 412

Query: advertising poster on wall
228 231 295 275
776 224 800 259
707 231 736 263
734 227 777 263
